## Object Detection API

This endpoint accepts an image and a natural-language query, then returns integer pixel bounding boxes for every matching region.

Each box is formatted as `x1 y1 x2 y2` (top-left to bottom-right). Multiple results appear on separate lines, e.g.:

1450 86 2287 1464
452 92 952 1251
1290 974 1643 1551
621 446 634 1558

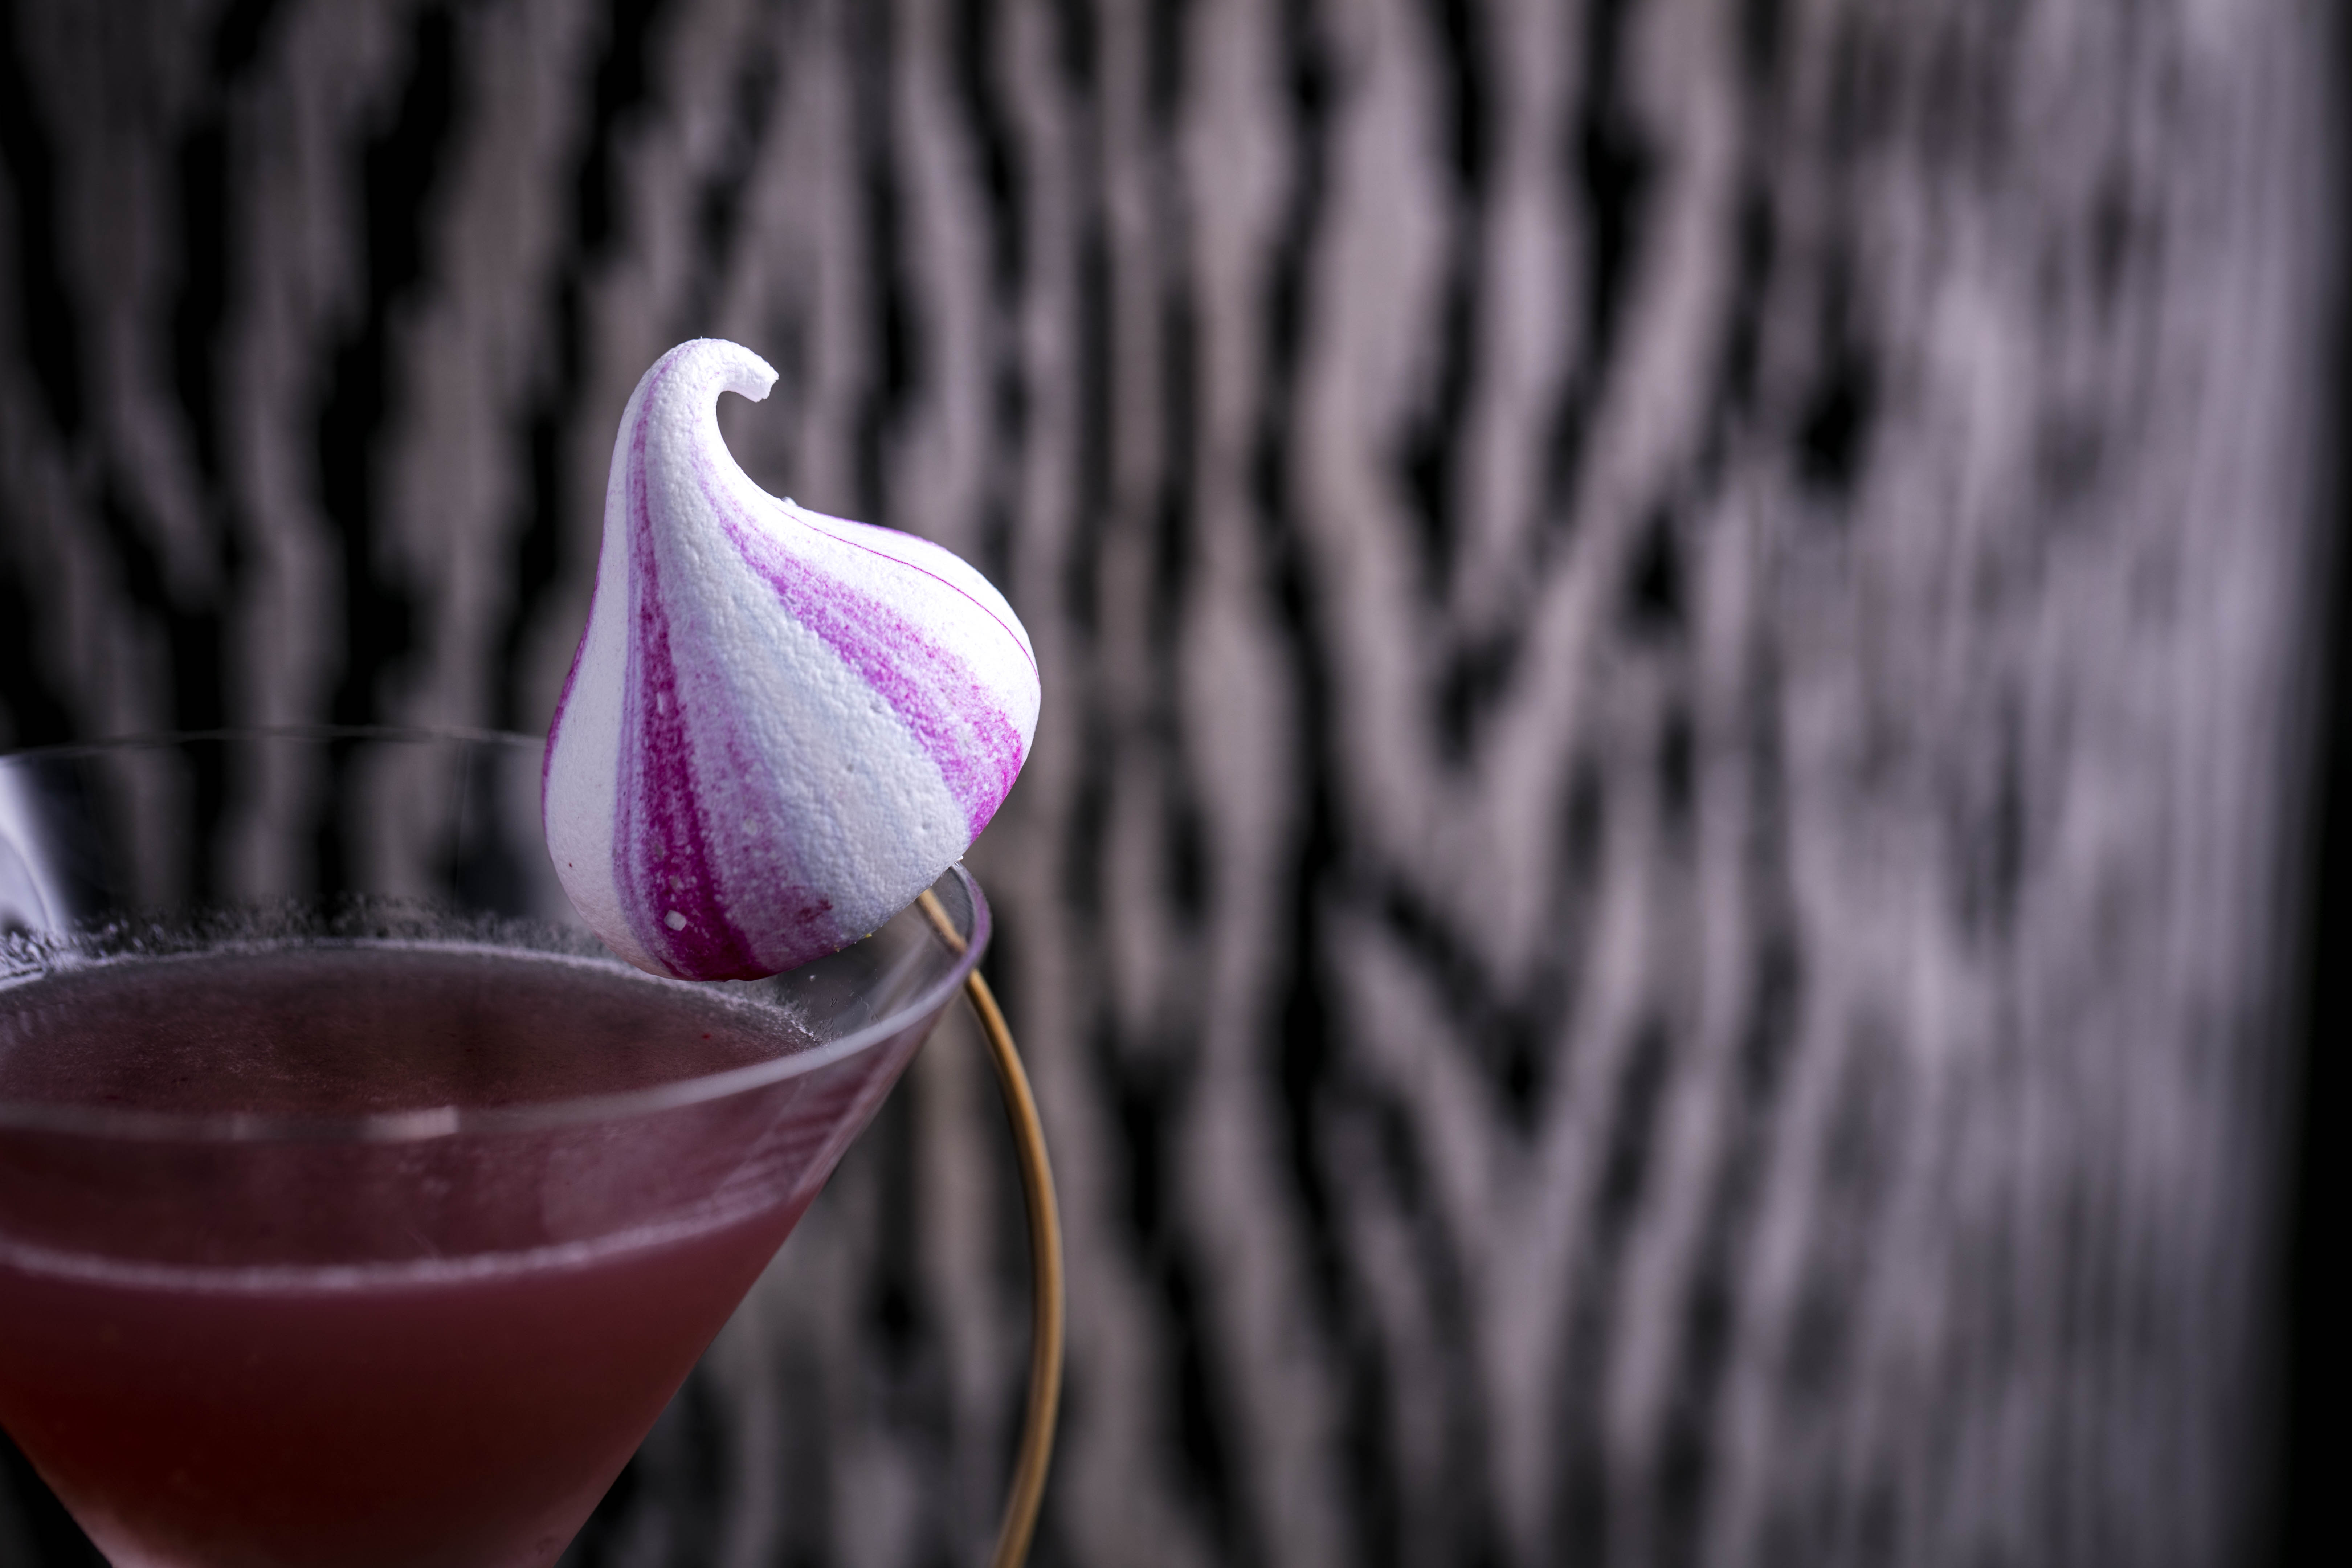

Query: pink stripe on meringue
614 372 763 978
606 362 834 979
696 467 1025 839
791 507 1038 678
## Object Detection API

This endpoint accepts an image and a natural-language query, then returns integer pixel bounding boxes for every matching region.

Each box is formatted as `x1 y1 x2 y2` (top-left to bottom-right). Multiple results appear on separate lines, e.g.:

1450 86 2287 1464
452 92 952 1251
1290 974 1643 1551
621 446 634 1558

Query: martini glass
0 728 1061 1568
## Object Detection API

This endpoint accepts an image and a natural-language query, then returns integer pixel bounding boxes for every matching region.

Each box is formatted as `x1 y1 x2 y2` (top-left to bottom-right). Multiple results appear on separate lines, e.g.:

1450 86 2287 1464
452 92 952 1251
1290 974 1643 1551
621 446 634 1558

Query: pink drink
0 943 924 1568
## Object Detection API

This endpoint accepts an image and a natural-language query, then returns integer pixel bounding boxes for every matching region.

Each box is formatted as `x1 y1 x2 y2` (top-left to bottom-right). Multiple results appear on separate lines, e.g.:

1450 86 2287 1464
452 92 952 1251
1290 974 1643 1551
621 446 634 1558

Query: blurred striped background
0 2 2340 1564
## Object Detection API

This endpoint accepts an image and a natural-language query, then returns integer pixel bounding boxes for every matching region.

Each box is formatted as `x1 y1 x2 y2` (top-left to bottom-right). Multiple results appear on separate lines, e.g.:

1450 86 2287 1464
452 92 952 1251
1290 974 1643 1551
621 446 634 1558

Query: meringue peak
543 339 1038 980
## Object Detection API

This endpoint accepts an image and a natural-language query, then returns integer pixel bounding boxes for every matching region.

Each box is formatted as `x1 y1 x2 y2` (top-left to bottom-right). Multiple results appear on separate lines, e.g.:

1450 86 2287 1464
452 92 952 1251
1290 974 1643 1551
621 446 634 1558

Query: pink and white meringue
542 339 1038 981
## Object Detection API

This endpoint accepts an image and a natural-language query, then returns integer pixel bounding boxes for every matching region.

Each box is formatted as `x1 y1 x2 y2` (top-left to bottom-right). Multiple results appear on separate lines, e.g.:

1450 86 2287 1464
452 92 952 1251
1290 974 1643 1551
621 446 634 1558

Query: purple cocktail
0 730 989 1567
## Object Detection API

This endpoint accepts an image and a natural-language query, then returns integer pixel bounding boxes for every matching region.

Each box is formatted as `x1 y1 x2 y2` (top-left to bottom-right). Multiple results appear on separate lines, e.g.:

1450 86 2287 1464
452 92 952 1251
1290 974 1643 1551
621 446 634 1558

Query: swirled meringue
543 339 1037 980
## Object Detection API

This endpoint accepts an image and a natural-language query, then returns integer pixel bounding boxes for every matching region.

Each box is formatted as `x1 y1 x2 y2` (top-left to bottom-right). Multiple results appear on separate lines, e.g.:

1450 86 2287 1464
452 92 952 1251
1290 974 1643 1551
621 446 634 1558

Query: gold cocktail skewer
918 888 1065 1568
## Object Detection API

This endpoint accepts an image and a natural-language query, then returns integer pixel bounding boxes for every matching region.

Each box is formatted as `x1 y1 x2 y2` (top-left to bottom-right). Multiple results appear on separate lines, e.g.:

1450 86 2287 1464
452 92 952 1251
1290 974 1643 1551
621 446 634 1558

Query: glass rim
0 726 990 1145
